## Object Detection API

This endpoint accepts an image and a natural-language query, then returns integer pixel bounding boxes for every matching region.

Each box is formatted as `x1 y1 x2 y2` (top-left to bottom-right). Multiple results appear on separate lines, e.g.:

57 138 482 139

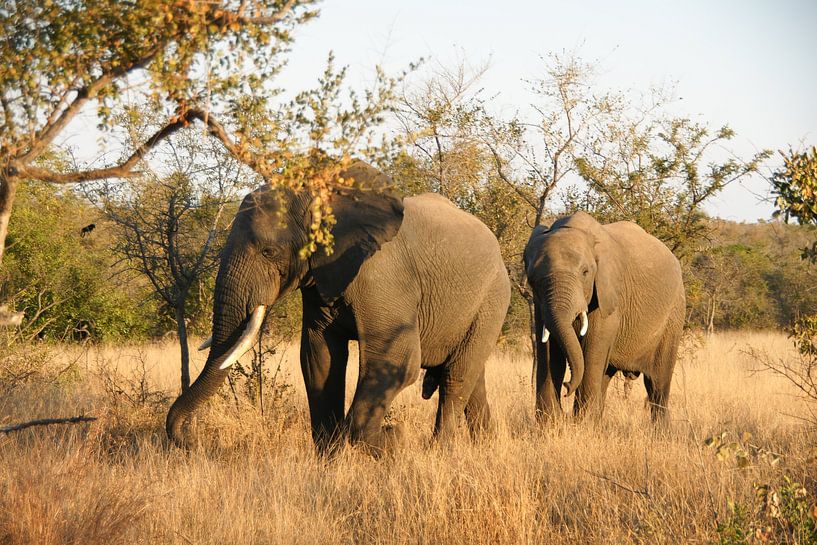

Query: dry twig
0 415 97 434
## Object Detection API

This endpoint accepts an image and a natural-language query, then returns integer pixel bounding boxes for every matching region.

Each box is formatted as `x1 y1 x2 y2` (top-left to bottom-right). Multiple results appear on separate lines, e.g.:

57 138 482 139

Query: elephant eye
582 267 590 277
261 247 277 259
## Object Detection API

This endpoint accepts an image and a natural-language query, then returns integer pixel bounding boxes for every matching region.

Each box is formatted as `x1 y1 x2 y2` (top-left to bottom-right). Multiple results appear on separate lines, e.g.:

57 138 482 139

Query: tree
0 0 319 267
88 126 249 391
391 56 490 203
1 1 405 345
687 244 776 333
772 146 817 262
485 54 618 230
570 116 770 259
762 146 817 424
1 181 150 341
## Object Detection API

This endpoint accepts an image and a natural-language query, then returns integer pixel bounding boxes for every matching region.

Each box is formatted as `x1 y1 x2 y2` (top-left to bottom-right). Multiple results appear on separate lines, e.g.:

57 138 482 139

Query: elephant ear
523 224 550 270
591 228 622 318
309 187 404 304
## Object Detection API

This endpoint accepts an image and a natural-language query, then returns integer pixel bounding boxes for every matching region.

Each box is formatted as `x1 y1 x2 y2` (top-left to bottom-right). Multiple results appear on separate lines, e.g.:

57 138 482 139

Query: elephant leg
433 365 473 442
644 375 670 423
598 364 617 405
464 367 490 439
573 343 613 421
346 325 421 455
300 326 349 454
436 306 503 442
644 334 679 424
535 320 566 422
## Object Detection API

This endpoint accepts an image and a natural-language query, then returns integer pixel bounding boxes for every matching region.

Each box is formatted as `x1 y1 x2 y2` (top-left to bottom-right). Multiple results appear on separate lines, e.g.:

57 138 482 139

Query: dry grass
1 331 815 544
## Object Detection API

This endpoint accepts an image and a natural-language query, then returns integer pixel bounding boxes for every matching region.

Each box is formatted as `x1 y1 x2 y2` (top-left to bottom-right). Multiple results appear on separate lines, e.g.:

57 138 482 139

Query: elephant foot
314 437 344 459
352 423 405 458
383 422 405 449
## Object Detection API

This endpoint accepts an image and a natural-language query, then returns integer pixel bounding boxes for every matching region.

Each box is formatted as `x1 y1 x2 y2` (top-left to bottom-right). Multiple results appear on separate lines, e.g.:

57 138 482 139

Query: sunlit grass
1 331 814 544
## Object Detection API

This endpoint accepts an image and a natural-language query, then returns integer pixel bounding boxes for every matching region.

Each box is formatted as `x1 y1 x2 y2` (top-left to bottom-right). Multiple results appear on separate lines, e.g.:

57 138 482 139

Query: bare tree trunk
256 324 264 416
0 175 24 327
527 297 537 361
707 295 717 336
175 302 191 392
0 175 19 267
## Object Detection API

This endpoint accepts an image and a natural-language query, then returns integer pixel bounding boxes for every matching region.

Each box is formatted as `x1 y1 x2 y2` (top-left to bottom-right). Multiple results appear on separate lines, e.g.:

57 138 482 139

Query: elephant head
165 162 404 445
523 211 621 396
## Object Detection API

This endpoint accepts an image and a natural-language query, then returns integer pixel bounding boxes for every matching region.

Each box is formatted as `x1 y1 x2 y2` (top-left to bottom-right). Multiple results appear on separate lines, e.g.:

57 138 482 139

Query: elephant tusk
541 325 550 343
579 311 588 337
218 305 266 370
198 335 212 351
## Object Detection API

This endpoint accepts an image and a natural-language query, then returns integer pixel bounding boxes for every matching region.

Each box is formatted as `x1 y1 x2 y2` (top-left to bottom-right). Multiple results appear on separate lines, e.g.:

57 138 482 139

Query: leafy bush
717 479 817 545
2 182 152 341
707 431 817 544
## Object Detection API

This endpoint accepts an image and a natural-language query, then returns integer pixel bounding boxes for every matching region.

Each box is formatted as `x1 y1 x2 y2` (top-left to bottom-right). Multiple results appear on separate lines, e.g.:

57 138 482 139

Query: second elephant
524 212 684 422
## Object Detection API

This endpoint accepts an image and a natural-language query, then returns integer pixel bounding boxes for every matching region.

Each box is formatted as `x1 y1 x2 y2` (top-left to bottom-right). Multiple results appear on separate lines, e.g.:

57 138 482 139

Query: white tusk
198 335 212 351
579 311 588 337
218 305 266 370
541 325 550 343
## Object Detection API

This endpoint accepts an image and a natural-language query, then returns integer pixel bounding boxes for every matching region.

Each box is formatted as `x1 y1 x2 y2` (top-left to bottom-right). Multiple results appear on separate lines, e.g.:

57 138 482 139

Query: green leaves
0 0 316 160
772 146 817 266
2 181 150 341
572 114 772 258
772 147 817 232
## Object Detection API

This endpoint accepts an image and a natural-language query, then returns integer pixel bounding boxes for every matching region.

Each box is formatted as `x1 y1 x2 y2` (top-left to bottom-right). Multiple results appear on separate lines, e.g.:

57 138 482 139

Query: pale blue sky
278 0 817 222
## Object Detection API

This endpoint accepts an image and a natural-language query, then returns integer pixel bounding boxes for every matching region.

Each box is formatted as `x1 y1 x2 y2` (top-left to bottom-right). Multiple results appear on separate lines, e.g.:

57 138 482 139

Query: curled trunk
166 307 267 445
545 304 585 397
166 352 232 446
166 245 271 446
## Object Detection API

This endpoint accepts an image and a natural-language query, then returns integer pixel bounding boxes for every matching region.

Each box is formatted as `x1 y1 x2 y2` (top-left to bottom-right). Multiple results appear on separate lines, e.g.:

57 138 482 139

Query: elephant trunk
166 247 273 446
166 305 266 446
166 351 233 446
544 297 585 397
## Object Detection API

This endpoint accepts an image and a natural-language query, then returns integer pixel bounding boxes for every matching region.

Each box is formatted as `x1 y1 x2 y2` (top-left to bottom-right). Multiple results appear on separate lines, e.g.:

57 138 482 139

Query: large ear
309 188 404 304
591 227 622 317
523 224 550 270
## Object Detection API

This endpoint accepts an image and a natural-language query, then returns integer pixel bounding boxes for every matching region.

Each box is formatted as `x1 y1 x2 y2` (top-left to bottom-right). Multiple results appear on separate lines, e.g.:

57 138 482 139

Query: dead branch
1 415 97 434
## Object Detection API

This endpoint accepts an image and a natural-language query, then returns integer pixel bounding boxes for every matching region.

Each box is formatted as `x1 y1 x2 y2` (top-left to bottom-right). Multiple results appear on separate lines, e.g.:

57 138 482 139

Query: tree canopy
772 146 817 262
0 0 399 269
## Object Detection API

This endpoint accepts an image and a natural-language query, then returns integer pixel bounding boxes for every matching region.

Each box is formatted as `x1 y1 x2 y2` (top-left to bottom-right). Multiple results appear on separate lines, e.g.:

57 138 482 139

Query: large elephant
166 161 511 453
523 211 684 422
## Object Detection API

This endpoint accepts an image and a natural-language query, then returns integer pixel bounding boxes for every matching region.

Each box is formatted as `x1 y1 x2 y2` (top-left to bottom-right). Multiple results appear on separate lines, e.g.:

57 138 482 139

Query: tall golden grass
1 331 814 544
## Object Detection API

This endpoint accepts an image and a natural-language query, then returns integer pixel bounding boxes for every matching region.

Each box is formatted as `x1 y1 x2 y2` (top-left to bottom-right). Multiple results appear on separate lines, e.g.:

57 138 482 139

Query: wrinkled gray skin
166 162 511 454
524 211 684 422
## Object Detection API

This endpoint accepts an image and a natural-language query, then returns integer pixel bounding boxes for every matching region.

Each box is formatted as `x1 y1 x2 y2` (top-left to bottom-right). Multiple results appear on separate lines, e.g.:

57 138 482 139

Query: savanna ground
1 331 815 545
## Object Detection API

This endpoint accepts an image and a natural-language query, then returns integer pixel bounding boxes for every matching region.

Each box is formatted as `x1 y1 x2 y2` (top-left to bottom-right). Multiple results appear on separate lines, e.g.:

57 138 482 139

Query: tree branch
233 0 299 25
1 415 97 434
186 108 277 178
13 108 200 184
485 143 538 211
19 47 163 163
